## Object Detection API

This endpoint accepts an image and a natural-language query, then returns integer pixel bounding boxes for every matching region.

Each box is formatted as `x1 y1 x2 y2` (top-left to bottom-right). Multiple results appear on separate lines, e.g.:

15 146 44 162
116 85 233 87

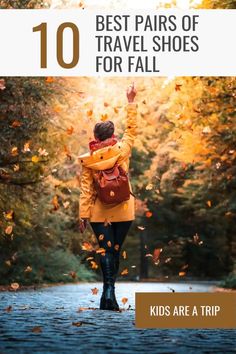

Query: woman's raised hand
126 82 137 103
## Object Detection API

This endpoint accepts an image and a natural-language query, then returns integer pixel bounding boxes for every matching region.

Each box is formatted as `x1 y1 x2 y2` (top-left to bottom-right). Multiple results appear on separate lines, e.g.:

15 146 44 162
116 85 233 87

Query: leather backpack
94 163 131 204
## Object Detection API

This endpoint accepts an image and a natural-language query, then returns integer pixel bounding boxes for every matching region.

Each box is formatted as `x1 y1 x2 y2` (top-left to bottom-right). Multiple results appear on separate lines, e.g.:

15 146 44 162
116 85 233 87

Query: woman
78 83 137 311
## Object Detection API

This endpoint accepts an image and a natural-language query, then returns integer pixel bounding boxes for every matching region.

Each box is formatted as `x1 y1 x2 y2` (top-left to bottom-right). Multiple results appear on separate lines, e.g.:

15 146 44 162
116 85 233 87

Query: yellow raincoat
78 103 137 222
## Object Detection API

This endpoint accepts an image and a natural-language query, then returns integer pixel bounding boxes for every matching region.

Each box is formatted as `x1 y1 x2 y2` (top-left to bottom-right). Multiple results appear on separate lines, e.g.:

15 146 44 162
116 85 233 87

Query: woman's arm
119 83 137 160
79 165 95 220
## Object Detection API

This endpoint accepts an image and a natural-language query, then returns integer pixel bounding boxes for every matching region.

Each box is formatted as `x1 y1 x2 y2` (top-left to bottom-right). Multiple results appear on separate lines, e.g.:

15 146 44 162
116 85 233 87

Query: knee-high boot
100 252 119 311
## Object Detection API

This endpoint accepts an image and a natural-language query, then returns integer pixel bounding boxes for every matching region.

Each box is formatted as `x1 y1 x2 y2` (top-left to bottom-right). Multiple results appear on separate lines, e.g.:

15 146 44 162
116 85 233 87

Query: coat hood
78 142 122 171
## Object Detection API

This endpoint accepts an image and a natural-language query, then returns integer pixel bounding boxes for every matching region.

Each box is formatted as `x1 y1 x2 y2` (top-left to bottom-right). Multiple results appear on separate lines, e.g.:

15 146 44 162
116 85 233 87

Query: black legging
90 221 132 278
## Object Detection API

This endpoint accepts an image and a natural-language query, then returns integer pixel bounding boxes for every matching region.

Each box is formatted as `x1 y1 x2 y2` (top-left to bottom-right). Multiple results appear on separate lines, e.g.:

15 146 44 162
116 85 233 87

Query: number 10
33 22 80 69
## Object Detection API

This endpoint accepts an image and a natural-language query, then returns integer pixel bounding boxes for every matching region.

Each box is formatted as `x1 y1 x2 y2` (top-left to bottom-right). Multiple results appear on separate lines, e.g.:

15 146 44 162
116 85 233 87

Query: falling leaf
122 297 128 305
86 109 93 117
69 271 77 279
31 326 42 333
10 282 19 291
11 120 22 128
11 147 18 156
67 126 74 135
175 84 182 91
24 266 32 273
63 201 70 209
52 195 59 211
137 226 145 231
23 142 30 153
4 305 12 312
38 148 48 156
4 210 14 221
121 268 128 276
107 241 112 247
31 155 39 163
122 250 127 259
146 183 153 190
82 241 93 252
206 200 212 207
5 225 13 235
98 234 104 241
104 219 111 227
179 271 186 277
72 321 82 327
145 211 153 218
91 261 98 270
96 248 106 254
91 287 99 295
153 248 162 262
0 78 6 90
101 114 108 121
46 77 54 83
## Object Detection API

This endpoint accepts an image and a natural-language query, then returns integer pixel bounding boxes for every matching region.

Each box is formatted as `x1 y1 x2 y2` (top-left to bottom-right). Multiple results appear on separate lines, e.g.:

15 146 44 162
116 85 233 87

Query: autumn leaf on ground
81 241 93 252
72 321 82 327
0 78 6 90
122 297 128 305
31 326 42 333
145 211 152 218
11 147 18 156
10 282 19 291
52 195 59 211
67 126 74 135
11 120 22 128
5 225 13 235
175 84 182 91
24 266 32 273
91 287 99 295
3 210 14 221
4 305 12 312
122 250 127 259
32 155 39 163
120 268 128 276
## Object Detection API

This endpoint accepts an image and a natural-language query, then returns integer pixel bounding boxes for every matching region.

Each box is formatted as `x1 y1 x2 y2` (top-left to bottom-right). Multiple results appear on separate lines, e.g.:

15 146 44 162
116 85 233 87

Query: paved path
0 282 235 354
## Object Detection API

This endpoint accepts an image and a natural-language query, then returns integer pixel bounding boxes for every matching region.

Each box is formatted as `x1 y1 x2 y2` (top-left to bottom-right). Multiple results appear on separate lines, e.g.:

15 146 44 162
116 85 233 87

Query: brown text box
135 292 236 328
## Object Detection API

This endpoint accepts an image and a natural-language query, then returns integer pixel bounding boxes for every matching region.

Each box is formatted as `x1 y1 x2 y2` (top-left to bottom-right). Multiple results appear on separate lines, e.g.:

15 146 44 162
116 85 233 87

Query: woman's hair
93 120 115 141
